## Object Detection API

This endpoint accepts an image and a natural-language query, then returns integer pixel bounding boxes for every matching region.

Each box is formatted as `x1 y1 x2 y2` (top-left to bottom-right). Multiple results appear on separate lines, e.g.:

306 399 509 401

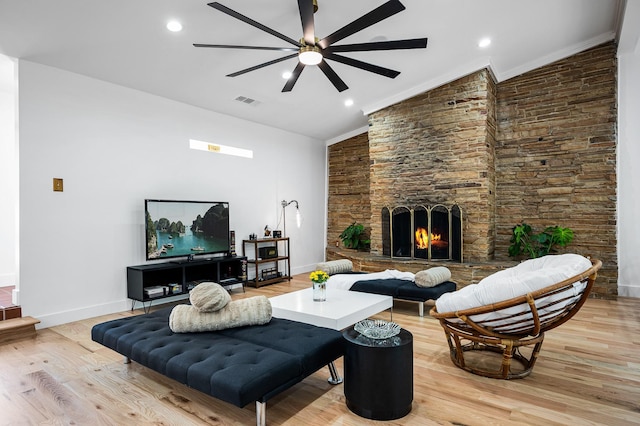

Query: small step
0 316 40 345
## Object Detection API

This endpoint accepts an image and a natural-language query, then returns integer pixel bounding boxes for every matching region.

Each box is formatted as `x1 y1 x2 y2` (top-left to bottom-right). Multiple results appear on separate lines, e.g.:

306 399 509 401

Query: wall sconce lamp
281 199 302 237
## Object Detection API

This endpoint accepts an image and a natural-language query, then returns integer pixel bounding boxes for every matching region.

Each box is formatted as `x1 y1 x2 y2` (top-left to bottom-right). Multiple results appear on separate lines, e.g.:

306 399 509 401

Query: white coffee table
269 287 393 331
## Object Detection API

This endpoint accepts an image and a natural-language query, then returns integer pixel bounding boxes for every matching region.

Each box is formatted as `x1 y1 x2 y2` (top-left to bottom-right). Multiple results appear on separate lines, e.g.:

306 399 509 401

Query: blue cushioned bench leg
419 302 424 317
256 401 266 426
328 361 343 385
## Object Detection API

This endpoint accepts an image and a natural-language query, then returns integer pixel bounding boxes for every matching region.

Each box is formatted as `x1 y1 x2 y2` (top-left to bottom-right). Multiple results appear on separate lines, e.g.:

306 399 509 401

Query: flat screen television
145 199 230 261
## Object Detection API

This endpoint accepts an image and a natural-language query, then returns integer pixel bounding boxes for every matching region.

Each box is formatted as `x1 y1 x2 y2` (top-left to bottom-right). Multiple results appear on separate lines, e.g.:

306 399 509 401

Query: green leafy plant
508 222 575 259
339 222 371 250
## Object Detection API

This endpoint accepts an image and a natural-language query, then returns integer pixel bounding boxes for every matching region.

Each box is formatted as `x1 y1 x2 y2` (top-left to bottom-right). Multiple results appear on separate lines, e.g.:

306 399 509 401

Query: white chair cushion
435 254 592 330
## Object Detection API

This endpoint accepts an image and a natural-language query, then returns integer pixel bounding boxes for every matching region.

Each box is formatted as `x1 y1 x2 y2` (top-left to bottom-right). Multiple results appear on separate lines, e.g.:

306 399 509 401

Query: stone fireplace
382 204 462 261
367 69 496 263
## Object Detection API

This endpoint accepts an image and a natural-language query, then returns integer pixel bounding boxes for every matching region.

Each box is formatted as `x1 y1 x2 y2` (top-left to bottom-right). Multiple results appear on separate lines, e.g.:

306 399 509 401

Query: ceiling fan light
299 47 323 65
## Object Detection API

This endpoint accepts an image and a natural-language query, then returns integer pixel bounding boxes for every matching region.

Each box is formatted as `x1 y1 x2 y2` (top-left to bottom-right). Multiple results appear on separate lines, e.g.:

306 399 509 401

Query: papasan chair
429 254 602 379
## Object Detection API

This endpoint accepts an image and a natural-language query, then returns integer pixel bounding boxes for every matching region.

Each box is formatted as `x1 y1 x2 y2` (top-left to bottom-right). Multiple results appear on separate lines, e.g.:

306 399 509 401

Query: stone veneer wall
326 42 617 298
495 42 618 297
327 132 371 248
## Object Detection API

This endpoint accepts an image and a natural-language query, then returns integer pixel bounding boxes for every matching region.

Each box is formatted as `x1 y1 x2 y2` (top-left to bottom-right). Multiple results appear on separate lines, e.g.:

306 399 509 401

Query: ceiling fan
194 0 428 92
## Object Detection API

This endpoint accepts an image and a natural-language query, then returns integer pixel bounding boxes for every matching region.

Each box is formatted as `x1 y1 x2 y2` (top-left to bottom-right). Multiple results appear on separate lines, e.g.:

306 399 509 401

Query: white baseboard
31 294 194 329
291 263 317 276
32 299 130 329
618 285 640 298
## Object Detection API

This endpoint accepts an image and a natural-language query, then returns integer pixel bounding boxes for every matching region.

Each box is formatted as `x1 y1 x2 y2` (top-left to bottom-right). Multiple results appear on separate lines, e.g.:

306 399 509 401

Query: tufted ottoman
318 261 457 316
91 307 344 426
350 278 457 316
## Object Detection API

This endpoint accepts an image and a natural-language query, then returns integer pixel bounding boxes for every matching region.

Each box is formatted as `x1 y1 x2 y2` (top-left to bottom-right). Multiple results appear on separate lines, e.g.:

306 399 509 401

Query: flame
415 227 441 249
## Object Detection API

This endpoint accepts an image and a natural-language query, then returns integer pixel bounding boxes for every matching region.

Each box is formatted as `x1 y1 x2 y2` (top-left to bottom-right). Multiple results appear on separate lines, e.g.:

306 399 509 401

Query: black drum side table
342 326 413 420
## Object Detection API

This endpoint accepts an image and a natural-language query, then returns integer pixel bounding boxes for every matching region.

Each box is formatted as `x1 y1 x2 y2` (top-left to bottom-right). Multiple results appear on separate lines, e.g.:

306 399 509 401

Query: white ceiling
0 0 625 142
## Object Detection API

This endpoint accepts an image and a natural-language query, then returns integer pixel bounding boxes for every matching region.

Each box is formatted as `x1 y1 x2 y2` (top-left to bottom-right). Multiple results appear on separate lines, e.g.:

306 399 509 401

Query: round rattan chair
429 257 601 379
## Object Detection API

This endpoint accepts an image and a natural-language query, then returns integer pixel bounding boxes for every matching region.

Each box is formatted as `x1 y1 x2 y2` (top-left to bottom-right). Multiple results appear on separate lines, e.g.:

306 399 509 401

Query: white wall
0 54 17 288
18 61 326 327
617 1 640 298
617 53 640 297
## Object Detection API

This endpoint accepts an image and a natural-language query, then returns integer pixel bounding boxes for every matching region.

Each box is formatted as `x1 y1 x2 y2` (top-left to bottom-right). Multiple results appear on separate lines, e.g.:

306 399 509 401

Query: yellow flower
309 270 329 283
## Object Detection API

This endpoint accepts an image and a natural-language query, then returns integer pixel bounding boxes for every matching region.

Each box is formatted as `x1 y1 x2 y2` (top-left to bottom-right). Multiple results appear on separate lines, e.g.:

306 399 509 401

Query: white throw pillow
316 259 353 275
415 267 452 288
189 282 231 312
170 296 272 333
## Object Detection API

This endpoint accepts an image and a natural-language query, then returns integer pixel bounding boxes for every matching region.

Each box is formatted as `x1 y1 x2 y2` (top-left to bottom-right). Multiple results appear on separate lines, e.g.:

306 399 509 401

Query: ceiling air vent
234 95 261 107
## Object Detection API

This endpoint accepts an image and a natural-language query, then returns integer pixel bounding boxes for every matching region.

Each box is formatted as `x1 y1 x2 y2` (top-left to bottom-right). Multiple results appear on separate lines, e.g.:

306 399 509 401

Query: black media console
127 256 247 312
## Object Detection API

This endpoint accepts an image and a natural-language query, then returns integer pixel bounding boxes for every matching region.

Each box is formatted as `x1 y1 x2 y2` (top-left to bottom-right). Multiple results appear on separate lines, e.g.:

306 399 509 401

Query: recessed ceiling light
344 99 354 107
478 38 491 48
167 21 183 32
282 71 292 79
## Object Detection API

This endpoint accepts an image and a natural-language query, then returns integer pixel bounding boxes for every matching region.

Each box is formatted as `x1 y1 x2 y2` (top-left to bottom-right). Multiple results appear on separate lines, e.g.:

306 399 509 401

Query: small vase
313 281 326 302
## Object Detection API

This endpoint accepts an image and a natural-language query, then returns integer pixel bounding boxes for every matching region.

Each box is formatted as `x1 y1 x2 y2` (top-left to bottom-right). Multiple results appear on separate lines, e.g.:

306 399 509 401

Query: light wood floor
1 274 639 425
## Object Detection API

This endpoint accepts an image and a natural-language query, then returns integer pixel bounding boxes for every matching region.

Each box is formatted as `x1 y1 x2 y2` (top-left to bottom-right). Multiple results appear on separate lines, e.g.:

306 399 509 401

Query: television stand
127 256 247 312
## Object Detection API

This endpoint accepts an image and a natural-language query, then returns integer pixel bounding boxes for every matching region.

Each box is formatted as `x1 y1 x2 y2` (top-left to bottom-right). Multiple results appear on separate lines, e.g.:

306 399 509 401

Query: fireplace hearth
382 204 463 262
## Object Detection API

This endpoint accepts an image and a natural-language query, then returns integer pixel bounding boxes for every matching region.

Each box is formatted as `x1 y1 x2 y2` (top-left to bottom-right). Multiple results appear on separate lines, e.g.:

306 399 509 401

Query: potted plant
339 222 371 250
508 222 575 259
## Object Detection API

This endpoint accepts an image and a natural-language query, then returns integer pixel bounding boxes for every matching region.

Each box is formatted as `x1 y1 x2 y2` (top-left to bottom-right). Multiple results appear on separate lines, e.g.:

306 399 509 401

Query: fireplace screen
382 204 462 262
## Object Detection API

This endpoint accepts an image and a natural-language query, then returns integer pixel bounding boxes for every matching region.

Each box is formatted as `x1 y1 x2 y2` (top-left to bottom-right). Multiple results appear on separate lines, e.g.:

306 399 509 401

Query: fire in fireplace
381 204 463 262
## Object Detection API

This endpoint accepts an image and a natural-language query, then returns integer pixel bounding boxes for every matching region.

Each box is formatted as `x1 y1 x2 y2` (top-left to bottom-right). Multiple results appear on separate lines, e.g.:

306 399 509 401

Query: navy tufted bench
91 307 344 426
349 277 457 317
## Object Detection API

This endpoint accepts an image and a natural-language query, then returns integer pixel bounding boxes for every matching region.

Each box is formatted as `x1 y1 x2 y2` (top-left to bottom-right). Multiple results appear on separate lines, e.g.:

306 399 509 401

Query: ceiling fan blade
326 38 428 53
282 62 306 92
318 0 405 49
227 53 298 77
317 60 349 92
208 2 301 47
194 44 298 52
298 0 316 46
324 53 400 79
